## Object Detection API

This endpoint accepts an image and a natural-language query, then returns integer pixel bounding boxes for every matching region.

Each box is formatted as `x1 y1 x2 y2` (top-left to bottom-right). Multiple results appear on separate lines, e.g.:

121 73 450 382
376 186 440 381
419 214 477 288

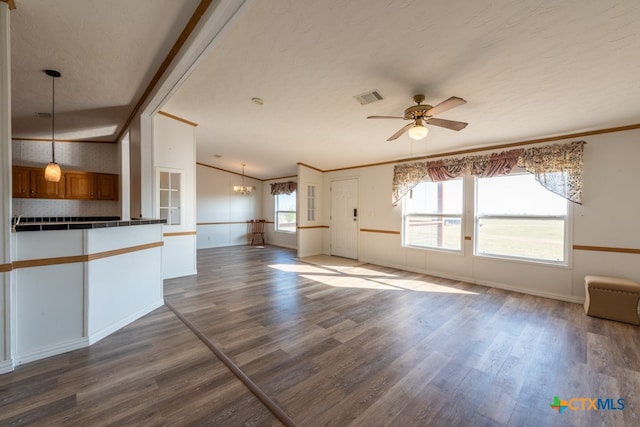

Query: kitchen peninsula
10 217 165 365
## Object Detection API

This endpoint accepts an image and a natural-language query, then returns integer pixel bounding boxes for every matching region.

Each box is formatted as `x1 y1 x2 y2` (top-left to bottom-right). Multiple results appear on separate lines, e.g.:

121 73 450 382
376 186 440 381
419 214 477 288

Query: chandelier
233 163 252 194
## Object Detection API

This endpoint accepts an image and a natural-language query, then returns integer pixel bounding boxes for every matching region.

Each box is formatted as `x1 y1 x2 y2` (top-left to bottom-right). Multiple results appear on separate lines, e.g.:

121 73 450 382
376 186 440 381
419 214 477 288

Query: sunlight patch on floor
301 274 399 290
270 260 478 294
296 256 397 277
377 278 478 294
298 255 363 268
269 263 330 274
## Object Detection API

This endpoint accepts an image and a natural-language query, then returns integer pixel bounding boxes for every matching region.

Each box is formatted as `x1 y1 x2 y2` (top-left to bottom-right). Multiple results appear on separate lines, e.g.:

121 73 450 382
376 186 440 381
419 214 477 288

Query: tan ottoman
584 275 640 325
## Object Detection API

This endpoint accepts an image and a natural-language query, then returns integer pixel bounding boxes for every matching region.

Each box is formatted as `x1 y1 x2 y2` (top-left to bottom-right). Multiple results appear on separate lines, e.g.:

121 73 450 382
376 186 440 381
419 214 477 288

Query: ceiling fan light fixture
408 120 429 140
368 94 467 141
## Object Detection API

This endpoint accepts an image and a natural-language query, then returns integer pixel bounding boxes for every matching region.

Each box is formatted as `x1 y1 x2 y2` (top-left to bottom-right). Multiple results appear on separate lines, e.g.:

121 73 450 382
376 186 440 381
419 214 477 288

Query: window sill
474 253 570 268
403 244 463 255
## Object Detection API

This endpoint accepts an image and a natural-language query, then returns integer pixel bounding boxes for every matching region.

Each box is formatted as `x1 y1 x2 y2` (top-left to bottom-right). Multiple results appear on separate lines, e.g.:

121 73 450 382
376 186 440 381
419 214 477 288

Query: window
307 185 316 221
159 170 181 225
476 172 568 263
275 191 296 233
403 179 463 251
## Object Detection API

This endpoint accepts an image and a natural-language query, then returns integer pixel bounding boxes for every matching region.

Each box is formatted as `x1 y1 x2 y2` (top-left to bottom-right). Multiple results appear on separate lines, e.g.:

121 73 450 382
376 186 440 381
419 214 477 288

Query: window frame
474 172 570 266
275 190 297 233
157 168 182 226
402 179 464 253
307 185 316 222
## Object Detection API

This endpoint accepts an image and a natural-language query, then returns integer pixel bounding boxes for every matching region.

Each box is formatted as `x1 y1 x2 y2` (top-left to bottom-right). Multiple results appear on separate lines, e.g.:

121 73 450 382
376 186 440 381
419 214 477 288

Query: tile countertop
11 216 167 232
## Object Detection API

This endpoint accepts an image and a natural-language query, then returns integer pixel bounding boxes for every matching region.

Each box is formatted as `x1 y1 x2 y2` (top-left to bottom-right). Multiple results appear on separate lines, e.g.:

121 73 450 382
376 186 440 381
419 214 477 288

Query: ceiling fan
368 94 468 141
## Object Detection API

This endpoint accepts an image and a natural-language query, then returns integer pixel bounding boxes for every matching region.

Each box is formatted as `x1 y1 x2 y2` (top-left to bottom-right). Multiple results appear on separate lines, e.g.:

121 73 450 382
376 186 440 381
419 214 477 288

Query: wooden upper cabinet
95 173 119 201
12 166 31 198
65 171 94 200
11 166 119 201
30 169 65 199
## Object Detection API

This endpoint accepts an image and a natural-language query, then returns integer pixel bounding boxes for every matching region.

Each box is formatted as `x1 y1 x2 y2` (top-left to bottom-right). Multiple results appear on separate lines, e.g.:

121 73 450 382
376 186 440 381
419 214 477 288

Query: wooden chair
248 219 266 245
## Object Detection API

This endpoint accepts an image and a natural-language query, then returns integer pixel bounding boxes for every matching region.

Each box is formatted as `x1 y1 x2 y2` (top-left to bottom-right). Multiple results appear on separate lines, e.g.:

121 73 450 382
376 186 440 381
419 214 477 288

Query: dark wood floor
1 245 639 426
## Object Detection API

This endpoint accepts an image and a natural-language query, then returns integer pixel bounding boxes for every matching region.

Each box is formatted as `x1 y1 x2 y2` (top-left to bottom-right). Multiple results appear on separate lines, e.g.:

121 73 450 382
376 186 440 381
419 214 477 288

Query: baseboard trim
358 256 471 284
0 359 14 375
88 299 164 345
11 299 166 367
296 250 325 258
358 256 584 304
163 269 198 280
474 279 584 304
15 337 89 366
269 243 297 250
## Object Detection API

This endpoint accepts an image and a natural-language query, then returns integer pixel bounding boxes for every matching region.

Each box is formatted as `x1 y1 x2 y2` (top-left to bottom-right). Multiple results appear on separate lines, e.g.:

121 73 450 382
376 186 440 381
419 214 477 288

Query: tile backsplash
13 198 120 218
12 139 118 173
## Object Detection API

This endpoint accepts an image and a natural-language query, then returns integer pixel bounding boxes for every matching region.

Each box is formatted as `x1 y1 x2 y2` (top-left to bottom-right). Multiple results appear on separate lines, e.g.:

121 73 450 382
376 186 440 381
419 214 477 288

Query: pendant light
44 69 62 182
408 118 429 140
233 163 252 194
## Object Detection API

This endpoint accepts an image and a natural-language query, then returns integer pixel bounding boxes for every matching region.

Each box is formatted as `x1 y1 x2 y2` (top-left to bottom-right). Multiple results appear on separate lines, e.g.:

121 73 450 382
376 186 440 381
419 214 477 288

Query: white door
331 178 358 259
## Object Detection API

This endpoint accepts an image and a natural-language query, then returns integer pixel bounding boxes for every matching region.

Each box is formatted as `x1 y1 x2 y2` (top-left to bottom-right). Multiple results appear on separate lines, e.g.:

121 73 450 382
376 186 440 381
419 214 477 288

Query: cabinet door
12 166 31 198
95 173 119 200
30 169 65 199
65 172 94 200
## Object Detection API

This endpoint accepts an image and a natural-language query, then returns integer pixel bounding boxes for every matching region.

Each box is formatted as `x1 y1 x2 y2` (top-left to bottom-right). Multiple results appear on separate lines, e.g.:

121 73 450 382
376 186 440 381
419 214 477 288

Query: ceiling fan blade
387 122 414 141
425 96 466 116
367 115 405 119
426 117 468 131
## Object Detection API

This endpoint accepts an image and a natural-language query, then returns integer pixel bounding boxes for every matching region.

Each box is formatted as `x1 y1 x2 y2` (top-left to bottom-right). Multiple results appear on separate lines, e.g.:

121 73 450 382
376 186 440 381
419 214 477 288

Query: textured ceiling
10 0 640 179
163 0 640 179
10 0 199 141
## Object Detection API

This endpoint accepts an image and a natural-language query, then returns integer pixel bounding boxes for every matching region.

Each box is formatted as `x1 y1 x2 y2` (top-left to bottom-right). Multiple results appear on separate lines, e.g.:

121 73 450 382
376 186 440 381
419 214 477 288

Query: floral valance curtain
516 141 585 204
392 140 585 205
270 181 297 195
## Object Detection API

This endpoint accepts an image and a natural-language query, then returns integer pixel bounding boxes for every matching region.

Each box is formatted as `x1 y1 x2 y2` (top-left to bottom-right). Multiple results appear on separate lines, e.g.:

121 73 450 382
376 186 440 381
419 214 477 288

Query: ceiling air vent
353 89 384 105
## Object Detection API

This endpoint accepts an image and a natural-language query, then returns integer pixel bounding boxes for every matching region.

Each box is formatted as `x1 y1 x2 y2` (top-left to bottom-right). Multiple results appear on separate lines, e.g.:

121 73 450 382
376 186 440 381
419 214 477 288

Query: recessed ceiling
10 0 640 179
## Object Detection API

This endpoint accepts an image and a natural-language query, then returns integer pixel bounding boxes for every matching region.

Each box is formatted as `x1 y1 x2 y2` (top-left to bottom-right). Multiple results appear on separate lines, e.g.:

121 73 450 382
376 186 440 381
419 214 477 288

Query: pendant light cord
51 73 56 163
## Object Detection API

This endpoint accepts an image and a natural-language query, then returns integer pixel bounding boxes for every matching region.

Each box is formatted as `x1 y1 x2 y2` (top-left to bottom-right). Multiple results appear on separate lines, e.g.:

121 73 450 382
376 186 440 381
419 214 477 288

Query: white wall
314 130 640 303
153 114 197 278
119 131 131 220
15 231 85 361
85 226 164 343
195 166 301 250
297 164 324 257
196 164 263 248
1 2 12 373
129 115 142 218
12 224 164 365
571 130 640 296
195 165 302 251
11 139 120 217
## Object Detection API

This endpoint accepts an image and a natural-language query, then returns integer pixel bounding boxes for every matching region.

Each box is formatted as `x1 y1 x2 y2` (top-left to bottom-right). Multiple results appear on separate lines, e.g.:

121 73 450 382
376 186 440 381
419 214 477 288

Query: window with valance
270 181 297 195
271 181 297 233
392 140 585 205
